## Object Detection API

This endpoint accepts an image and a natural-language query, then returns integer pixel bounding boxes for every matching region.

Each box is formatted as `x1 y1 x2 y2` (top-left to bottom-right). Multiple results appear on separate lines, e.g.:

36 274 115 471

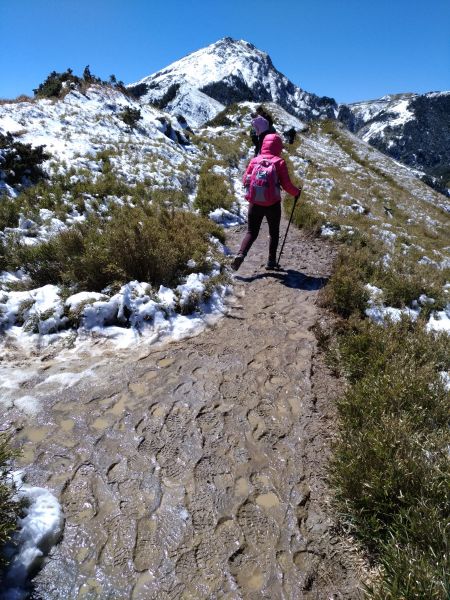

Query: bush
119 107 142 128
284 194 325 235
32 67 128 100
0 238 7 272
0 195 22 230
205 106 235 127
320 243 376 317
330 318 450 599
320 235 448 319
193 160 235 216
0 132 50 187
8 203 224 291
0 156 193 234
0 436 21 569
375 257 449 311
33 68 81 99
369 503 449 599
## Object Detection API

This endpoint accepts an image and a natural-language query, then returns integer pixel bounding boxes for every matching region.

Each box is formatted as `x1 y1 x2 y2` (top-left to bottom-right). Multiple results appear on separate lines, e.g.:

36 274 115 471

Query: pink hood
260 133 283 157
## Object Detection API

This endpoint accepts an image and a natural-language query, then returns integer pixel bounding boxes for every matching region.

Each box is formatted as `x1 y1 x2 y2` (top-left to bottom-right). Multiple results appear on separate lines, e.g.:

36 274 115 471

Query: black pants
238 202 281 261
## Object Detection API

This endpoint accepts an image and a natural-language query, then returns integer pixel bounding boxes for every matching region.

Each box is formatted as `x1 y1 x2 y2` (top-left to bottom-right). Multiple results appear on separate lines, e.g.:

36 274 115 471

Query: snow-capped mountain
127 37 337 127
338 91 450 194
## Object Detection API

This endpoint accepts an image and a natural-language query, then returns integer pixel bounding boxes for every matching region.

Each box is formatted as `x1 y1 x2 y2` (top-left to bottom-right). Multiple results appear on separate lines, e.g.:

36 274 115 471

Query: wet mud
4 218 367 598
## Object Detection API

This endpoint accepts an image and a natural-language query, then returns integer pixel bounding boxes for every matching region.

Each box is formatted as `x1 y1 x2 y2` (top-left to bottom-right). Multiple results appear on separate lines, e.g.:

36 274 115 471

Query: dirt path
8 217 366 599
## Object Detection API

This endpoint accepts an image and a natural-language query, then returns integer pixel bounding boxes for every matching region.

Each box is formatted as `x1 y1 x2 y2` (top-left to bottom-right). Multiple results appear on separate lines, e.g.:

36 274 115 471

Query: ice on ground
36 368 96 389
365 284 383 301
0 284 67 334
1 472 64 600
320 224 340 237
65 291 108 310
364 283 420 323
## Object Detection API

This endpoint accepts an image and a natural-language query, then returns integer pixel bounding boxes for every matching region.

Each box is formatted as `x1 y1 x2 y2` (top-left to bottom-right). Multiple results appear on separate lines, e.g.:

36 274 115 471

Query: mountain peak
128 38 336 126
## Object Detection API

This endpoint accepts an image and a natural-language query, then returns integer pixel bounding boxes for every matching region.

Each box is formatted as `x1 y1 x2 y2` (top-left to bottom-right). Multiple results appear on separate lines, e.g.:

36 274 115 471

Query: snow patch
426 304 450 334
1 472 64 600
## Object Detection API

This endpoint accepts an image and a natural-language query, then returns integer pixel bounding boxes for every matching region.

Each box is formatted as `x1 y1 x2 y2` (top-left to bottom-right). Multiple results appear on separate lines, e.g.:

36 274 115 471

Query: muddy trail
5 218 366 599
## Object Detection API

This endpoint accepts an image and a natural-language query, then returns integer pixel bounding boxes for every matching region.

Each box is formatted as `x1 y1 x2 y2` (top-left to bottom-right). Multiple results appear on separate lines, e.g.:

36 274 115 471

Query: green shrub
321 244 376 317
0 436 21 568
0 238 7 271
151 188 187 209
33 67 128 100
330 318 450 598
0 132 50 186
193 160 234 216
33 68 81 99
284 194 325 235
205 106 236 127
8 204 224 291
294 117 450 598
193 131 250 169
119 107 142 128
369 503 449 599
0 195 22 230
375 258 449 311
320 234 448 319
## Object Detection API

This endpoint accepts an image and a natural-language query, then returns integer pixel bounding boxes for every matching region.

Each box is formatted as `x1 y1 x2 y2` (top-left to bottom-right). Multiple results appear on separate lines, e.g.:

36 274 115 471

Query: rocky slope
127 37 338 127
338 91 450 195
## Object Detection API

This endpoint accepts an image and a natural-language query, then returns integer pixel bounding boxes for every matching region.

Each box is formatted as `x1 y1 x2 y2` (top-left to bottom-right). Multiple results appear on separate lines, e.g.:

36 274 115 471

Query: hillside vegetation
283 119 449 599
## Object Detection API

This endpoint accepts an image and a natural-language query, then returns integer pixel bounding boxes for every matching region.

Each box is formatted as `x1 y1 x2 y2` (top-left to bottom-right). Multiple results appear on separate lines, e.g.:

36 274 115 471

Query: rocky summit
127 37 338 127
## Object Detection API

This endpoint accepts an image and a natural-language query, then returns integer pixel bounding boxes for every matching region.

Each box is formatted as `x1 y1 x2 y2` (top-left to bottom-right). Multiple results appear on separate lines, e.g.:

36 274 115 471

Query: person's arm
276 159 301 197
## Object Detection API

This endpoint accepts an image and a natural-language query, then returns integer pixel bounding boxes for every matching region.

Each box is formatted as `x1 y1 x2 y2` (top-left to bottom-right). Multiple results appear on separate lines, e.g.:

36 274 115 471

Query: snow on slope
338 91 450 194
339 93 416 131
128 37 338 127
0 85 237 355
0 85 196 190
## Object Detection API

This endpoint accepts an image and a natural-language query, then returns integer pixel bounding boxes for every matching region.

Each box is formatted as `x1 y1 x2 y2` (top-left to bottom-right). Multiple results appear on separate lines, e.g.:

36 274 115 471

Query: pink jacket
242 133 300 206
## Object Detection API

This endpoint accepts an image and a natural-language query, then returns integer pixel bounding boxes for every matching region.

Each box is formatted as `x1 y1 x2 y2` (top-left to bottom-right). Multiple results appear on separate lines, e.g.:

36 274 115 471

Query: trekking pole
277 189 302 266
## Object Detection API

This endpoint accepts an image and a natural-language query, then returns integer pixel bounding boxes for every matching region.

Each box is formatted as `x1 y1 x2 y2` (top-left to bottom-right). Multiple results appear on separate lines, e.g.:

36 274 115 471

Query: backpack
245 157 279 204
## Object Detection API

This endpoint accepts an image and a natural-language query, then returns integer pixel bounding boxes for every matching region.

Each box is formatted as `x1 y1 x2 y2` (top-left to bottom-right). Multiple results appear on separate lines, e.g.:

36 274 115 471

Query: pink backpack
245 157 280 204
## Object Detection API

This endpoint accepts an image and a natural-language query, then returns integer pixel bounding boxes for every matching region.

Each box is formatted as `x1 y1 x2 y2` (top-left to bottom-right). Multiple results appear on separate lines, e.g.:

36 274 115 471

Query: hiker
250 111 276 156
232 133 301 271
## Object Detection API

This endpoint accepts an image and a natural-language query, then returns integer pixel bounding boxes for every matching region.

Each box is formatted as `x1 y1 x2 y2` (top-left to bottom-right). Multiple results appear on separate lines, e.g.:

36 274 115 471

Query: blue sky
1 0 449 103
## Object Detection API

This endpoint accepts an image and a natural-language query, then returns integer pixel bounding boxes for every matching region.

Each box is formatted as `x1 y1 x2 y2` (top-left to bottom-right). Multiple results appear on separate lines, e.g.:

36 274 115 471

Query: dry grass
5 203 224 291
291 120 450 599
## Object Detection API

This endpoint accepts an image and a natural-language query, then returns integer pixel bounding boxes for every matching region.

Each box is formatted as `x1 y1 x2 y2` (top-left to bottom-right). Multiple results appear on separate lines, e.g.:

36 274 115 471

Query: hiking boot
265 259 279 270
231 254 245 271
